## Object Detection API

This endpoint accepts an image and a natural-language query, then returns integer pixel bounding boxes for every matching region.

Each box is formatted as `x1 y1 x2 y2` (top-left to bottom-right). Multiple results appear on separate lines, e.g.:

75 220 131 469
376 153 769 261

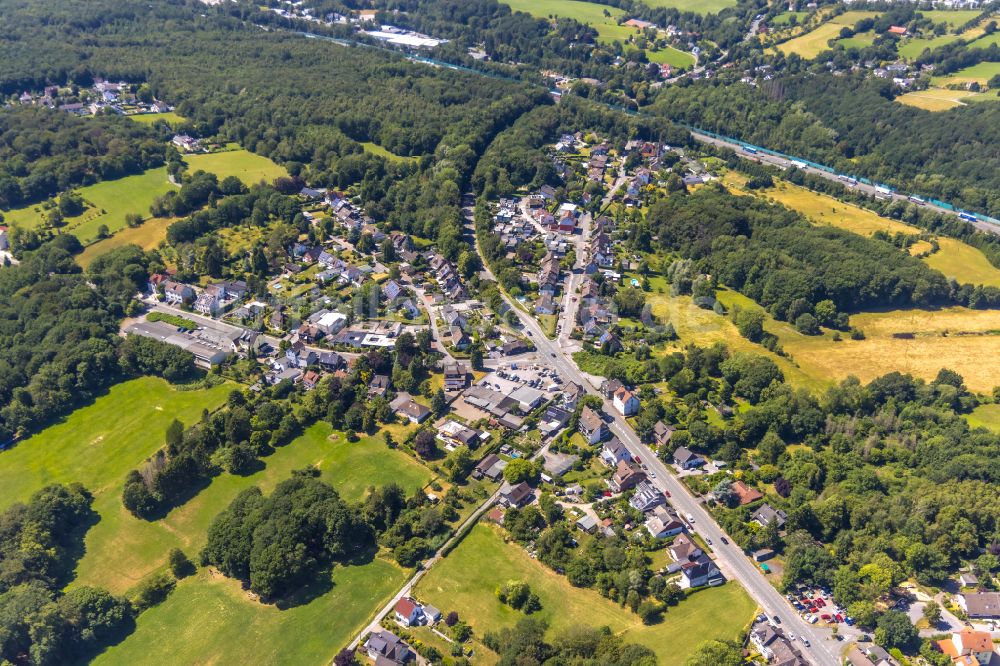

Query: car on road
770 615 781 625
801 638 810 648
550 352 555 358
720 537 728 544
706 538 712 545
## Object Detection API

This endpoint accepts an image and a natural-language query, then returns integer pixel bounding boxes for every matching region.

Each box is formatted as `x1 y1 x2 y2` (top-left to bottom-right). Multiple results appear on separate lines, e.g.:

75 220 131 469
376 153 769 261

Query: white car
801 638 810 647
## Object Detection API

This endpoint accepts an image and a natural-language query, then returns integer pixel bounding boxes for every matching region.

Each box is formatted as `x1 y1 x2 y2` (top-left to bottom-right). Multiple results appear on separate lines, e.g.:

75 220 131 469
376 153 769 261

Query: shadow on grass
271 541 380 610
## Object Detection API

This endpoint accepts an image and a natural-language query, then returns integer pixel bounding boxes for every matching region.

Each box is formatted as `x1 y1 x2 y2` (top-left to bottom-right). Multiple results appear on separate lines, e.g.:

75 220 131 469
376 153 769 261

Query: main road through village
463 193 841 666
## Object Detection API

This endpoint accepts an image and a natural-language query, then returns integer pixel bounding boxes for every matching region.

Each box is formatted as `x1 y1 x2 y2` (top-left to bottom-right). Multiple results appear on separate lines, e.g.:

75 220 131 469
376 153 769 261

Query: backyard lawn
415 524 756 664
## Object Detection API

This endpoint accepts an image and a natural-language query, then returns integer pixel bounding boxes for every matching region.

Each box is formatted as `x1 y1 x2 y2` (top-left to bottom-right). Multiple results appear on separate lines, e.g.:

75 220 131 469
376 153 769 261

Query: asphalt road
691 131 1000 237
463 196 840 665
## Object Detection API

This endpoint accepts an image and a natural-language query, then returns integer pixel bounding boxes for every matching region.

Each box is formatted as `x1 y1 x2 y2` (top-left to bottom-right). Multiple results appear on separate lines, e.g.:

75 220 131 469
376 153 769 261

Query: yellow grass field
924 238 1000 288
724 173 1000 288
76 216 175 268
896 88 982 111
777 307 1000 392
776 11 878 58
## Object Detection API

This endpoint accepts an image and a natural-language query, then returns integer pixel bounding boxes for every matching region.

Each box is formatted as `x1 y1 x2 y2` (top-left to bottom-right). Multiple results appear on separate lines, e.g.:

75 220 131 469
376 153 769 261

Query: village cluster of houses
13 78 172 118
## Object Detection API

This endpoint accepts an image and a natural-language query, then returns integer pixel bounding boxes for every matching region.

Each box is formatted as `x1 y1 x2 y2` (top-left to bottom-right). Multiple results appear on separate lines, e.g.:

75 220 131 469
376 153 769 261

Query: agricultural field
1 167 176 245
76 216 175 268
896 88 986 111
92 557 405 666
360 141 420 163
932 61 1000 87
775 11 878 58
501 0 633 44
128 111 186 127
183 146 288 186
415 524 756 664
641 0 737 14
646 45 696 68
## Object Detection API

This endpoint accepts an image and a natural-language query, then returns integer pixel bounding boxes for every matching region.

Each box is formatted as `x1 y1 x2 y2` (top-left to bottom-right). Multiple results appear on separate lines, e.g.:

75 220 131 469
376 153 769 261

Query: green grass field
74 420 432 594
895 88 984 111
770 11 809 25
646 45 696 68
416 524 756 663
0 377 231 512
1 167 176 245
360 141 420 163
932 61 1000 87
920 10 981 27
836 31 875 50
966 404 1000 432
501 0 632 43
92 558 406 666
128 111 186 127
897 17 989 59
641 0 736 14
184 147 287 186
776 11 879 58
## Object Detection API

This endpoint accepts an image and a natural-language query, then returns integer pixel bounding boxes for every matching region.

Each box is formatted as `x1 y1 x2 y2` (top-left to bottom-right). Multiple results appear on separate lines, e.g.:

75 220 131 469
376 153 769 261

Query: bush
131 572 176 611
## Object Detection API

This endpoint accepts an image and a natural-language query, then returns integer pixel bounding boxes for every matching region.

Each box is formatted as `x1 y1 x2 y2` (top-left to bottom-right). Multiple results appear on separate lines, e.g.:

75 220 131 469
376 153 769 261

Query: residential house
194 292 221 316
369 374 391 398
390 394 431 424
673 446 705 470
679 560 721 589
600 379 624 399
731 480 764 506
578 406 609 445
670 534 703 563
318 351 345 370
436 420 487 452
959 592 1000 618
562 382 584 411
443 361 469 392
473 454 507 481
364 629 413 665
644 505 685 539
751 624 787 662
960 572 980 588
612 386 640 416
534 294 556 316
449 325 471 350
600 437 631 468
598 330 623 354
383 279 404 302
576 514 598 534
630 480 666 512
652 421 674 447
301 370 322 390
538 405 571 437
937 629 995 666
752 503 788 529
502 339 530 356
393 597 424 627
610 460 646 493
499 482 534 508
162 281 194 305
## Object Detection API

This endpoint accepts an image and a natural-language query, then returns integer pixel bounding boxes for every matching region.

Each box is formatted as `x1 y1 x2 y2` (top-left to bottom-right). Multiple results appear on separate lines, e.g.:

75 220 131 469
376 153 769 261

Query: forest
647 184 956 320
652 71 1000 217
0 107 166 209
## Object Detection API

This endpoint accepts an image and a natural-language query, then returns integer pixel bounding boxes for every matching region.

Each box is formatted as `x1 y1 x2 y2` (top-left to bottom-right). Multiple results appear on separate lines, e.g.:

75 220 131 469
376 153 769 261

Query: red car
835 614 844 623
814 598 826 607
821 614 831 621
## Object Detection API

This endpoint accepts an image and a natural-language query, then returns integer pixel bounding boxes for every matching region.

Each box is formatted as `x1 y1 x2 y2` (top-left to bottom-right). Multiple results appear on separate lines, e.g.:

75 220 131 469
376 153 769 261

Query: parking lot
483 362 563 396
